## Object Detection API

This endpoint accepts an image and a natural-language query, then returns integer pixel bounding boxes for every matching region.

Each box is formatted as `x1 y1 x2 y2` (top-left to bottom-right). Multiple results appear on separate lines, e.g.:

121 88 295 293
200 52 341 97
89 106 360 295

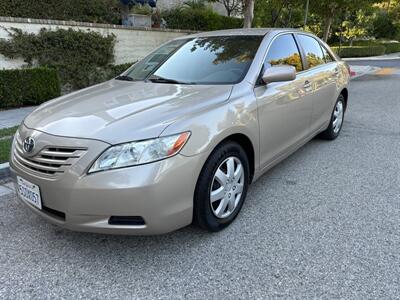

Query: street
1 60 399 299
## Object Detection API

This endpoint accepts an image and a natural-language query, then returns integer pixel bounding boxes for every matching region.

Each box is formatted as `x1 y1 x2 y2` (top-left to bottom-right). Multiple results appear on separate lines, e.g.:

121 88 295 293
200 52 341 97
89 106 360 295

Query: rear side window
320 44 334 63
262 34 303 73
297 35 325 69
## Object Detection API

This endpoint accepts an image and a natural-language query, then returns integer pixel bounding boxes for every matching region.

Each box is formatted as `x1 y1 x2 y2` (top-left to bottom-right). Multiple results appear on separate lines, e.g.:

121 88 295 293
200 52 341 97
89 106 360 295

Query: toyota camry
10 28 350 234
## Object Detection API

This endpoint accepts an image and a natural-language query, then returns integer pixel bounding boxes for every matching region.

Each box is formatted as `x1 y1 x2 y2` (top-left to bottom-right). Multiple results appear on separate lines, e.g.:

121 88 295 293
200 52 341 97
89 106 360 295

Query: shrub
331 40 400 54
331 46 386 58
108 62 135 76
0 28 116 90
0 0 121 24
0 68 60 109
351 40 380 46
162 7 242 31
380 42 400 54
90 62 136 85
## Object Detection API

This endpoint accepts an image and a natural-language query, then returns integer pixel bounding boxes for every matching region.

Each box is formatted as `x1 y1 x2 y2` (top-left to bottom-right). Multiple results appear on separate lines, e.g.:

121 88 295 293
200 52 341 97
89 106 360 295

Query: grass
0 126 19 138
0 139 13 164
0 126 19 164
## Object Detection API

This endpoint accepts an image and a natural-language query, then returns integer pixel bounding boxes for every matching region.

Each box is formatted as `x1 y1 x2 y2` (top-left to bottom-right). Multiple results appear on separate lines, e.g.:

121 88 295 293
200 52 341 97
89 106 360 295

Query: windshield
122 35 263 84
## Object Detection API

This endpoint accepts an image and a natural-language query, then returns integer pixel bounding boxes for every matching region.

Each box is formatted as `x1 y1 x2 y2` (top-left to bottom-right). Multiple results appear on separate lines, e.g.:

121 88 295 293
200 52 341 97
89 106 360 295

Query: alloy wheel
210 156 245 219
332 100 344 134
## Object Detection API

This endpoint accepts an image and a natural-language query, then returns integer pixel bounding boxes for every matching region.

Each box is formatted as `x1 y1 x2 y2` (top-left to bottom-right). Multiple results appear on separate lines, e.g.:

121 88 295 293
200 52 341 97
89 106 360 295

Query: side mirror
262 65 296 84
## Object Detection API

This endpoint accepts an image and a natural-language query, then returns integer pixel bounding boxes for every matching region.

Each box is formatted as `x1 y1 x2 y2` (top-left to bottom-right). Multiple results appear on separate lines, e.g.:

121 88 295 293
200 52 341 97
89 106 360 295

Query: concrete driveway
1 64 399 299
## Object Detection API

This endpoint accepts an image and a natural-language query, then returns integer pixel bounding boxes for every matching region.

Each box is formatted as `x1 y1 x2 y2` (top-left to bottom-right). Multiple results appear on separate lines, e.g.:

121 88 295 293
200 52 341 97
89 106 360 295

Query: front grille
108 216 146 226
13 135 87 177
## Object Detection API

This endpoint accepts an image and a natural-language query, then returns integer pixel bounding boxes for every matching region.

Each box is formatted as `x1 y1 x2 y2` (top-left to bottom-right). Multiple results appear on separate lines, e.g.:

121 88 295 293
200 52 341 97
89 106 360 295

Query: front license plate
17 176 42 209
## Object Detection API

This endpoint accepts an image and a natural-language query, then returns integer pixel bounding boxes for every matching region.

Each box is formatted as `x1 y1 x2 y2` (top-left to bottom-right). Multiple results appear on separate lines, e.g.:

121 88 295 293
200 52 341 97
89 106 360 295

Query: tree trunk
322 15 333 42
223 0 232 16
243 0 254 28
287 7 292 27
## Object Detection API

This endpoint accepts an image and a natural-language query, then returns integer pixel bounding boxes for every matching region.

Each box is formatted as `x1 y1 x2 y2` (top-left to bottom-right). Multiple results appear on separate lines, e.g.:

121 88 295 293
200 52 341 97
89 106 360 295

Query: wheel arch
213 133 255 184
340 88 349 111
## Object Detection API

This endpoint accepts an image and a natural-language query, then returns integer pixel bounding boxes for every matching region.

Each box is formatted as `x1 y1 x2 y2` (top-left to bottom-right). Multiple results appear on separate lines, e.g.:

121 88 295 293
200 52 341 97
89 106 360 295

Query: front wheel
193 141 250 232
319 94 345 140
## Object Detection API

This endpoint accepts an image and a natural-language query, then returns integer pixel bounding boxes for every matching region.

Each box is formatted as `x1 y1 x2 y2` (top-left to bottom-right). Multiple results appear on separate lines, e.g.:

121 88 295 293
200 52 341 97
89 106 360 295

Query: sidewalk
0 179 14 197
0 106 37 129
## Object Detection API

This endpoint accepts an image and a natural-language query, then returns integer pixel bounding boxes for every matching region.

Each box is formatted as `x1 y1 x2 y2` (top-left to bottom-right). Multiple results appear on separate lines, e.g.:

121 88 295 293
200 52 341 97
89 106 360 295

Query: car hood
24 80 233 144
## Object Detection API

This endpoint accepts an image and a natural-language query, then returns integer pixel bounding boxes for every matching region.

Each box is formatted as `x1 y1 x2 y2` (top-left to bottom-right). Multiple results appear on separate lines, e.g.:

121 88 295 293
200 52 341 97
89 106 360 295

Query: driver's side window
261 34 303 75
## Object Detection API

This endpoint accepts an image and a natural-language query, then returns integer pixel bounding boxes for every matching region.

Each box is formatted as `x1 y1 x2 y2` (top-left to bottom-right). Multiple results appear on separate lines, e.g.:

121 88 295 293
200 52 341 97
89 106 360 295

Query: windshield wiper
147 75 187 84
115 75 134 81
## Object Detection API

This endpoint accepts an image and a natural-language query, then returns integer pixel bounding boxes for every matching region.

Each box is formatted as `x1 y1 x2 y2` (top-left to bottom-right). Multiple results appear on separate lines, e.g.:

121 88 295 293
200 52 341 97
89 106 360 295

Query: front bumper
11 126 207 235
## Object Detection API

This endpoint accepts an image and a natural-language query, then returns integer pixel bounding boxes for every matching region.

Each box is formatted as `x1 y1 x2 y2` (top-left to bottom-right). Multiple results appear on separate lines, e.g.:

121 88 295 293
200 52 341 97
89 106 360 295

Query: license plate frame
17 176 42 210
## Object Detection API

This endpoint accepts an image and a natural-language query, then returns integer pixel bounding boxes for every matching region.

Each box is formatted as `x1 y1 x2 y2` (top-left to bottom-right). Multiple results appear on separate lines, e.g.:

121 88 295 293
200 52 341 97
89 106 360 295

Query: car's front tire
193 141 250 232
319 94 345 140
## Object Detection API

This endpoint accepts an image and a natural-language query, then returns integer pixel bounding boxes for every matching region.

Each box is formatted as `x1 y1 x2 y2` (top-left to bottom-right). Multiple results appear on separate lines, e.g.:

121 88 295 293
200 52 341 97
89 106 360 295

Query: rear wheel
319 94 345 140
193 141 249 232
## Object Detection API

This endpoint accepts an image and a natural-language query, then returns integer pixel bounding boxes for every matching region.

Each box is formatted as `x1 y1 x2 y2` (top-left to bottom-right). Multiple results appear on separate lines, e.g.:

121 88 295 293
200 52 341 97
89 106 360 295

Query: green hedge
0 68 60 109
333 40 400 54
0 0 120 24
350 40 381 46
331 46 386 58
91 62 136 85
0 28 116 90
380 43 400 54
162 8 243 31
0 63 132 110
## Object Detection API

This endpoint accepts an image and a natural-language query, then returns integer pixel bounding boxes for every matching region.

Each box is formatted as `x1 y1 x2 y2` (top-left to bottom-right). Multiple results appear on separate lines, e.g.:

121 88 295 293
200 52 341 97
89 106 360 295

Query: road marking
374 68 397 75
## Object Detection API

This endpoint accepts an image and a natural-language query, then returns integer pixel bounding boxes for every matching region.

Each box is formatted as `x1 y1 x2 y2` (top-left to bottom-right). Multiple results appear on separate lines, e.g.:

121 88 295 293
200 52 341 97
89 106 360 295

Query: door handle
304 81 312 89
334 68 340 76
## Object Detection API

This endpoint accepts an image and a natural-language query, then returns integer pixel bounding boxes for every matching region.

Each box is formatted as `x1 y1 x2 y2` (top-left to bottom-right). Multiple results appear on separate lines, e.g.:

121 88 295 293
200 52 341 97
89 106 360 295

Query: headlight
88 132 190 173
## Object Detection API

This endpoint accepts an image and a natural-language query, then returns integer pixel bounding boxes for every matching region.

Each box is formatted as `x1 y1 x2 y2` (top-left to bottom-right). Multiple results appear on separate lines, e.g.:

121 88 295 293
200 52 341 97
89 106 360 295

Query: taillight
345 63 355 77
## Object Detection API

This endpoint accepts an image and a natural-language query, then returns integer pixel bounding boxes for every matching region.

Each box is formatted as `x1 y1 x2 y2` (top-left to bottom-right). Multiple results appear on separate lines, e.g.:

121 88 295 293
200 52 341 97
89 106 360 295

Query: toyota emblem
23 137 35 153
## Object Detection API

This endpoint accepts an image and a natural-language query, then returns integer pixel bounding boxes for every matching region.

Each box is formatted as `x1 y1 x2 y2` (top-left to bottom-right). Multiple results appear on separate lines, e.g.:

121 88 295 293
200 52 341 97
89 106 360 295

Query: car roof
176 28 303 39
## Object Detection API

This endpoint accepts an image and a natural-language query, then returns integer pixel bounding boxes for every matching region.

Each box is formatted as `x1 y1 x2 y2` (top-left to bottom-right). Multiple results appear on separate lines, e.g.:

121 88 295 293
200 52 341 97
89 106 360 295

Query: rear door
295 34 338 133
255 33 313 169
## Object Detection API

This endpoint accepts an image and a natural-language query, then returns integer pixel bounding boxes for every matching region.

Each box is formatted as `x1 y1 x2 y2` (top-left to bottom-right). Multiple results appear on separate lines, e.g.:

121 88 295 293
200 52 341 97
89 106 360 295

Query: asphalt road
1 64 400 299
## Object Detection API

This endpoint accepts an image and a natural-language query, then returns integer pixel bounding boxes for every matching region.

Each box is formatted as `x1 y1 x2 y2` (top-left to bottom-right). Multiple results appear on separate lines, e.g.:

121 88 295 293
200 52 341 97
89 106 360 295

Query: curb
350 66 380 80
0 162 10 180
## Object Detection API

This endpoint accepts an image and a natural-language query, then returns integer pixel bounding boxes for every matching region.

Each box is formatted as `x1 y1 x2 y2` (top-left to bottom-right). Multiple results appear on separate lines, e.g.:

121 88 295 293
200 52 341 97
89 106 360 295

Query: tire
319 94 345 140
193 141 250 232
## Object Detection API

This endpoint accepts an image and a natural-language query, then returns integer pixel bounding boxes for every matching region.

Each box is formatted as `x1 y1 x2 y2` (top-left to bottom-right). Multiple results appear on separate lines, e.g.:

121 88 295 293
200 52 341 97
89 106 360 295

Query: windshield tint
124 36 263 84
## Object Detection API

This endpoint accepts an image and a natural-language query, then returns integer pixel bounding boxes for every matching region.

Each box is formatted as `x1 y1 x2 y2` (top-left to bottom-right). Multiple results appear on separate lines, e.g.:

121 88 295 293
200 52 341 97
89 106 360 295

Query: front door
255 34 313 169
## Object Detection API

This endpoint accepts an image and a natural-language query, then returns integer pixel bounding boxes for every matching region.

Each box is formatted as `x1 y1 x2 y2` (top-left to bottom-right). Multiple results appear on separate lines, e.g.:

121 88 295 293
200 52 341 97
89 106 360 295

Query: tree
254 0 304 28
210 0 242 16
339 10 373 45
243 0 255 28
309 0 379 42
373 11 398 39
374 0 400 39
